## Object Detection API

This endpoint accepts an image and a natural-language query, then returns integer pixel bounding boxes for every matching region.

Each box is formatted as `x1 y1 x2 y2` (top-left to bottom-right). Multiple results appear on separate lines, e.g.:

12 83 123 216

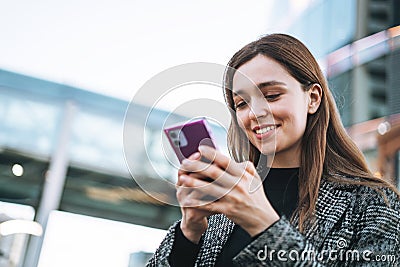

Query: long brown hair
223 33 399 232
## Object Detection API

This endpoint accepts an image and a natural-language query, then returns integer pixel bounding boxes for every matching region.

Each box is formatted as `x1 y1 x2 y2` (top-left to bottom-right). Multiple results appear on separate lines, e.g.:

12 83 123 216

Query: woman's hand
179 145 280 237
176 152 213 244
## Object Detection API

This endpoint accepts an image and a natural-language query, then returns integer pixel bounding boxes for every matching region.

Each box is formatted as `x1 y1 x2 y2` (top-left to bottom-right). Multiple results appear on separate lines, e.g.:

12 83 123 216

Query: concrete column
352 66 370 124
23 101 76 267
355 0 369 39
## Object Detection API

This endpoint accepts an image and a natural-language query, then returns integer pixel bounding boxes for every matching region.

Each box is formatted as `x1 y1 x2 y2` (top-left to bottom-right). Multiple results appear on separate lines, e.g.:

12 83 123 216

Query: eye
265 94 281 101
234 100 247 110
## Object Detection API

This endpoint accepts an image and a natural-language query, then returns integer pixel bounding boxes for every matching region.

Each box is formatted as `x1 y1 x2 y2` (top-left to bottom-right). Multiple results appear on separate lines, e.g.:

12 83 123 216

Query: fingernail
198 145 207 152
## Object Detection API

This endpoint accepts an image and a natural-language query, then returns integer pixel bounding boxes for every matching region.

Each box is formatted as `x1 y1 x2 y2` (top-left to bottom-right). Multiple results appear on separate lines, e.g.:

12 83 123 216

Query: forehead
232 55 291 92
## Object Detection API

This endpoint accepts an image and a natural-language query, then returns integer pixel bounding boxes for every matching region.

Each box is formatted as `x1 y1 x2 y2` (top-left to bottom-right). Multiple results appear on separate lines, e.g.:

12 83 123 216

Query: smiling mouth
254 125 278 134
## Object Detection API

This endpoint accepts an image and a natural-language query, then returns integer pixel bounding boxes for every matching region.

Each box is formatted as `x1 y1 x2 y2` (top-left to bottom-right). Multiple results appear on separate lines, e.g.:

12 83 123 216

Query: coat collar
195 214 235 266
301 178 353 248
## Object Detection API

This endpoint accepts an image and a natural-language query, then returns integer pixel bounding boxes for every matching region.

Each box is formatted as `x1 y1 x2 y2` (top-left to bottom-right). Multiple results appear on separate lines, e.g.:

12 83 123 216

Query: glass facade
322 29 400 126
328 70 353 127
287 0 357 58
0 86 62 157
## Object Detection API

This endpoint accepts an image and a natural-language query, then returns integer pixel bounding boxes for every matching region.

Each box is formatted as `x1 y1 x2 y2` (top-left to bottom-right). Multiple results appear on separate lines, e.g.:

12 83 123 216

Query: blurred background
0 0 399 266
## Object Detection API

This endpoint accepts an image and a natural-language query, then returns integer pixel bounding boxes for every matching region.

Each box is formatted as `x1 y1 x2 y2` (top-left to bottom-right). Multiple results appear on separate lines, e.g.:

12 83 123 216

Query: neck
271 162 300 168
272 146 301 168
261 152 300 168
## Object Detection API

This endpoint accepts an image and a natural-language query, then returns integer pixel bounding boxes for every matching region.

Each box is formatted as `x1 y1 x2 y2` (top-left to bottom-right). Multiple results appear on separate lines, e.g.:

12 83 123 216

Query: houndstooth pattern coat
146 177 400 266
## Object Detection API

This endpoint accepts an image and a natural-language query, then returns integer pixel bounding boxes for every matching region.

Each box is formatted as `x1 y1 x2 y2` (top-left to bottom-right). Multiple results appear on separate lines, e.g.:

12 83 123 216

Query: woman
147 34 400 266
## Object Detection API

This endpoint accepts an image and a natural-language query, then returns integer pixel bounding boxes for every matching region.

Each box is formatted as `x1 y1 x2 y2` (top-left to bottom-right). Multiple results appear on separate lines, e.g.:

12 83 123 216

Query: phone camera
173 140 181 147
170 132 177 139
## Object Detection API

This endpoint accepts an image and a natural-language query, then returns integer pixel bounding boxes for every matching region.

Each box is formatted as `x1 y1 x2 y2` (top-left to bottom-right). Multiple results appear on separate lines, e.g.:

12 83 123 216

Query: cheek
235 111 248 130
288 111 308 133
273 105 307 130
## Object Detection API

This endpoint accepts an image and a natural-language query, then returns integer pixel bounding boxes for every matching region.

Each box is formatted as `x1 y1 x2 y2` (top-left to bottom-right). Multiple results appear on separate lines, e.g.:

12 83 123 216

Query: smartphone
163 118 217 163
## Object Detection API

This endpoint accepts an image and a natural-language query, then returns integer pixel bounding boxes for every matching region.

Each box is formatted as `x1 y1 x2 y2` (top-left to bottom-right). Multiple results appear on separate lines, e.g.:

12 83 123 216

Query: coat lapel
195 214 235 267
303 179 353 248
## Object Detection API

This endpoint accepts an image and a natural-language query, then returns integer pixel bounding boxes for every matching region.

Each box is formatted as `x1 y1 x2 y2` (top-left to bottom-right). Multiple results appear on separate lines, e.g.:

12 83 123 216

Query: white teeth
255 125 276 134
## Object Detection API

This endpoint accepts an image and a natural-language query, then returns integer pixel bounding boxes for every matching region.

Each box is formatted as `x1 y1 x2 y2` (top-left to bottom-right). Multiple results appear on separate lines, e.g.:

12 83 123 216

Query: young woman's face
232 55 312 167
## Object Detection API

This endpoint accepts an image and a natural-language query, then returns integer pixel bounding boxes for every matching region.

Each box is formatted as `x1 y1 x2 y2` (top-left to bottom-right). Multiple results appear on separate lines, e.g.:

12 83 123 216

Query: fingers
198 146 252 178
177 174 228 206
176 172 206 187
180 146 259 188
181 159 242 189
198 145 228 168
177 147 261 202
177 152 202 185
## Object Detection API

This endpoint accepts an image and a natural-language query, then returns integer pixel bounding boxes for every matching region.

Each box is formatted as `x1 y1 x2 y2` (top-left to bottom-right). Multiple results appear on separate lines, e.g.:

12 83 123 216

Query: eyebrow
232 80 287 96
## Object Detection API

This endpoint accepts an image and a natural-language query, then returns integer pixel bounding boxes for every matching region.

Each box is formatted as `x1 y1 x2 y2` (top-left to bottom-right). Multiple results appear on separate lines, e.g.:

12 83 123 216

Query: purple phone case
164 118 217 163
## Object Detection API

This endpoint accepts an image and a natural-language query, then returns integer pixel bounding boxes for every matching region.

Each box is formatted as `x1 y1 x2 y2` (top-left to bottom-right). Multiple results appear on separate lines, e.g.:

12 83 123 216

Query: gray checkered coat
146 178 400 266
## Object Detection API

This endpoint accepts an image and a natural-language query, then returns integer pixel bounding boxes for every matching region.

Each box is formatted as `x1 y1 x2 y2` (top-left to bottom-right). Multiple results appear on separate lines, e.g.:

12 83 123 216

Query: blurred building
272 0 400 186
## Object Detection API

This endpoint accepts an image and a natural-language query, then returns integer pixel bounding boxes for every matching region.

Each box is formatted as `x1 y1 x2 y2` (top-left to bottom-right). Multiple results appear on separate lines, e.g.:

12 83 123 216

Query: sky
0 0 315 115
0 0 275 111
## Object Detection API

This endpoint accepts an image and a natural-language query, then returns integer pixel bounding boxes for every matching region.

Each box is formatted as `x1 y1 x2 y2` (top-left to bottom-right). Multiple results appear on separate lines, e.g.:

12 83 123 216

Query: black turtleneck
168 167 299 267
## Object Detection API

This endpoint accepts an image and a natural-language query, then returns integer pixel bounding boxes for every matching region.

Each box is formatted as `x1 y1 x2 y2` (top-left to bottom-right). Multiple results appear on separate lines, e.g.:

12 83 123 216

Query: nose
248 98 269 120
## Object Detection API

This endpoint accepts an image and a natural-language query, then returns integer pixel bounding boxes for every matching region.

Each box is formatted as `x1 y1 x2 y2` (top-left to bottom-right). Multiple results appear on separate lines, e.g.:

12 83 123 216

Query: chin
255 141 276 154
257 147 276 156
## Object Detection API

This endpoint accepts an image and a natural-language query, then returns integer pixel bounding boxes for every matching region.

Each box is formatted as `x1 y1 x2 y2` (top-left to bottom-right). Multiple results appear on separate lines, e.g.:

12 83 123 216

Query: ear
307 84 322 114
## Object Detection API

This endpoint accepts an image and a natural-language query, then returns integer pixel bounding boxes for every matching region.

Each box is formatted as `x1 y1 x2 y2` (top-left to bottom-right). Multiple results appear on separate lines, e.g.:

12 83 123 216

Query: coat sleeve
146 221 180 267
233 216 328 266
233 187 400 267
